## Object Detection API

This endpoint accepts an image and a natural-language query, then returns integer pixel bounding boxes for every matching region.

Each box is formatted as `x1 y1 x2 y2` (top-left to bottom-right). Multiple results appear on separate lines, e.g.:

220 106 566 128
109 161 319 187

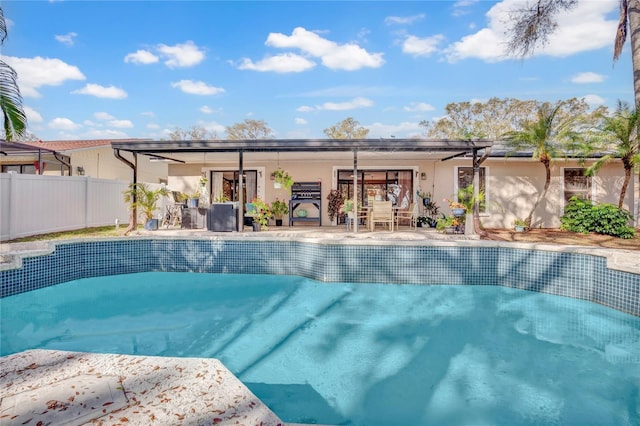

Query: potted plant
270 199 289 226
416 216 429 228
341 199 358 218
513 218 527 232
272 168 294 193
416 188 431 206
251 198 270 231
188 189 201 208
424 200 440 226
122 183 168 232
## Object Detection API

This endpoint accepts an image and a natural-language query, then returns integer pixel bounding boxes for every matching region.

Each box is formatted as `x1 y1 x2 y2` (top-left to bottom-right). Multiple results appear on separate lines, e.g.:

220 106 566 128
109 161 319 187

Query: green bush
561 197 636 239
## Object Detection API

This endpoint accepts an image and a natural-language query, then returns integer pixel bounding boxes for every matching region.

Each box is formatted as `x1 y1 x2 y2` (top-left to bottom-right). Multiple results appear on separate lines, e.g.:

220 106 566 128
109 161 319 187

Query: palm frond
614 0 628 62
0 60 27 141
0 7 6 45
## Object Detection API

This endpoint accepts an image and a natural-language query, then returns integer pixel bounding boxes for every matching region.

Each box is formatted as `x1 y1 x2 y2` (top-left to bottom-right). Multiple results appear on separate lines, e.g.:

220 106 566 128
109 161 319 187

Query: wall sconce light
76 166 85 176
258 170 263 178
420 172 427 180
270 172 275 180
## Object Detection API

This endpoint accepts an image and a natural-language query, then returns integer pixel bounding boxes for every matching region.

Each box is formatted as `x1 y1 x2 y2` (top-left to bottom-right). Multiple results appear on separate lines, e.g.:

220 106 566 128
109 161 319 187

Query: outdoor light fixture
76 166 85 176
420 172 427 180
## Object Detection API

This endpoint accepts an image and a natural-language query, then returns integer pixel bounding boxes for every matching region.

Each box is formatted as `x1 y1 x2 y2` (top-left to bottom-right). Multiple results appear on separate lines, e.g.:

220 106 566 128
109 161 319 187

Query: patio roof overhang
0 141 72 174
110 138 493 163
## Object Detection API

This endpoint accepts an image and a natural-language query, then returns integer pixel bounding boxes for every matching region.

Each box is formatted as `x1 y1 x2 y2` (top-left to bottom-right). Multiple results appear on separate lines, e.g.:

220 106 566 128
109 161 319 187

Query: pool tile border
1 236 638 317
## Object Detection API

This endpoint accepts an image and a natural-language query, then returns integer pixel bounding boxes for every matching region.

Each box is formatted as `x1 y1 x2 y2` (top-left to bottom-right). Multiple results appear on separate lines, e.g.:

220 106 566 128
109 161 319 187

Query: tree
503 99 586 226
586 100 640 208
420 97 538 140
225 119 273 139
506 0 640 107
323 117 369 139
0 7 27 141
167 125 217 141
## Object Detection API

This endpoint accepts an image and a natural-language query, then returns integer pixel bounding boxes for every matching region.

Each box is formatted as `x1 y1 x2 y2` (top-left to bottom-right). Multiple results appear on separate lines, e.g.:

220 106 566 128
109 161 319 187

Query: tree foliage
323 117 369 139
0 7 27 142
167 125 217 141
585 100 640 208
420 97 538 140
225 119 274 140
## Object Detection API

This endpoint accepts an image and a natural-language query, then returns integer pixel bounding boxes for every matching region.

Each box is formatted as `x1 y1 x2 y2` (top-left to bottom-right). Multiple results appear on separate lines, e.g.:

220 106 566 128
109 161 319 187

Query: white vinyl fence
0 173 166 241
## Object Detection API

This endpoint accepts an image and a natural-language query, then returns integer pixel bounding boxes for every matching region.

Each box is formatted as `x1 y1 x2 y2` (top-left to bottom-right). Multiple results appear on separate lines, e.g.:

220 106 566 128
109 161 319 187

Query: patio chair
369 200 394 231
162 191 184 228
395 202 418 229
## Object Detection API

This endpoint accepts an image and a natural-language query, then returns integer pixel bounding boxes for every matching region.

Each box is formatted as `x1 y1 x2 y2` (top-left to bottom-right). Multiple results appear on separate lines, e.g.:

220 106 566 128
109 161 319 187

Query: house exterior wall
69 147 168 183
167 155 636 229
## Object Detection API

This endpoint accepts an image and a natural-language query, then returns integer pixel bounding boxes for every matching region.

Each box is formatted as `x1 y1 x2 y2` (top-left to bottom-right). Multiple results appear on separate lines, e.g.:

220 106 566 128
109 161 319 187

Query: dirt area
482 228 640 251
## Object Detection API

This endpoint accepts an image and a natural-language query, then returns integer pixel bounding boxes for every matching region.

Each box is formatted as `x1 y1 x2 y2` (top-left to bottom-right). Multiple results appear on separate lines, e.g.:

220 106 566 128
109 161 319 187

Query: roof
25 138 146 152
0 141 72 170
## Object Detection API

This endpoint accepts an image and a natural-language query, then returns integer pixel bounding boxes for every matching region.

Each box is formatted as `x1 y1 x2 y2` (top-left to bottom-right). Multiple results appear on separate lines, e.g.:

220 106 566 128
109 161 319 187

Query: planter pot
416 222 423 228
514 225 526 232
444 226 456 234
452 208 466 217
275 218 283 226
422 198 430 207
274 182 282 189
464 213 475 235
252 222 261 232
144 218 159 231
188 198 199 208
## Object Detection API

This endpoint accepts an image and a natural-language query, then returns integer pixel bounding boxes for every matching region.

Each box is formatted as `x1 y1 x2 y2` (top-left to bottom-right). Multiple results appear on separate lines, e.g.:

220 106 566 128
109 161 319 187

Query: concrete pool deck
1 227 639 425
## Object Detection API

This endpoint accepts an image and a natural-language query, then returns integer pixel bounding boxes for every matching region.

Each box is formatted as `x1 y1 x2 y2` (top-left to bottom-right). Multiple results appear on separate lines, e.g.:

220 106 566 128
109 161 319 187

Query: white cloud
297 105 314 112
171 80 224 95
582 94 606 106
571 72 605 84
200 106 213 114
317 97 373 111
83 129 130 139
264 27 384 71
402 34 445 57
196 120 226 135
3 56 85 97
83 120 97 127
147 123 160 129
403 102 435 112
444 0 618 63
108 119 134 128
384 14 425 25
124 49 159 65
141 111 155 118
72 84 127 99
94 112 115 120
55 32 78 46
24 106 43 123
452 0 480 17
49 117 81 130
157 41 205 68
295 118 308 125
238 53 316 73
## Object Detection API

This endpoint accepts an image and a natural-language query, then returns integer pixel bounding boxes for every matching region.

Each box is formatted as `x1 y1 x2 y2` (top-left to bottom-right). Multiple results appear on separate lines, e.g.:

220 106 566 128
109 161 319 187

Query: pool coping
1 232 639 275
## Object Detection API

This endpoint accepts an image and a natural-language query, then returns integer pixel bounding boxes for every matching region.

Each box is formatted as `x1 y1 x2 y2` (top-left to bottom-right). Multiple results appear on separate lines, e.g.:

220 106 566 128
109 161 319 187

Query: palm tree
503 100 580 227
0 7 27 141
586 101 640 208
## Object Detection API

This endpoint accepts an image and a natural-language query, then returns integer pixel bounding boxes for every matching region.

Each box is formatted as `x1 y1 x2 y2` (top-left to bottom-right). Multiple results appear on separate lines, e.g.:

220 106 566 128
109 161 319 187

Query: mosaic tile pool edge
1 239 638 317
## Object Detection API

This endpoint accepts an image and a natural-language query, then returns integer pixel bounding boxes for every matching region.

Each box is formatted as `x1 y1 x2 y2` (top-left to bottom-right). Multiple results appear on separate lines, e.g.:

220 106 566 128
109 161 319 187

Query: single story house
111 138 639 230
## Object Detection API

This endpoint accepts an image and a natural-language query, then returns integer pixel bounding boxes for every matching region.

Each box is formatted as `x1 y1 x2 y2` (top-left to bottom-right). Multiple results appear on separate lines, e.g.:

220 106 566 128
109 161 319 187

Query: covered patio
111 138 493 232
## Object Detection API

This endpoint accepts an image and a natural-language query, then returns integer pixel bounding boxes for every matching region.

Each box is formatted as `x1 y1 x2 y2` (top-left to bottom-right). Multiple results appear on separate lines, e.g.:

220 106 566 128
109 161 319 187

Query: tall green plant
0 7 27 141
586 101 640 208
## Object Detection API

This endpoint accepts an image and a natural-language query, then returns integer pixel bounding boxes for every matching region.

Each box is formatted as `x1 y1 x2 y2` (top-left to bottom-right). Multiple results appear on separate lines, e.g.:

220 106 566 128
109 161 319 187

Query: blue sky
2 0 633 141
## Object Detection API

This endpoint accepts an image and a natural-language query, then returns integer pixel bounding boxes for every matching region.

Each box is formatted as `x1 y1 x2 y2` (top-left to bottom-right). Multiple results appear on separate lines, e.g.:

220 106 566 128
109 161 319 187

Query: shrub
561 197 635 239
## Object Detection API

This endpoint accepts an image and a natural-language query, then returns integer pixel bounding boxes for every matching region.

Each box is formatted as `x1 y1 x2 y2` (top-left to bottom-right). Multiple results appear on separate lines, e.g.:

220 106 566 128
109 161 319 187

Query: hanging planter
271 168 294 193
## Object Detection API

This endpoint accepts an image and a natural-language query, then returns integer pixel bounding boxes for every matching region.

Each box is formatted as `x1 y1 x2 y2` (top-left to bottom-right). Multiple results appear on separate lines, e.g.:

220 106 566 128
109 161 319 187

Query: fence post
84 176 90 228
8 172 17 240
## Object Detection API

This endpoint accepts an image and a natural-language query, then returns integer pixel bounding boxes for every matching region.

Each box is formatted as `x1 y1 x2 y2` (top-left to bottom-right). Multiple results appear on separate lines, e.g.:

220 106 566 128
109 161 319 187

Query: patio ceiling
0 141 72 173
110 138 493 163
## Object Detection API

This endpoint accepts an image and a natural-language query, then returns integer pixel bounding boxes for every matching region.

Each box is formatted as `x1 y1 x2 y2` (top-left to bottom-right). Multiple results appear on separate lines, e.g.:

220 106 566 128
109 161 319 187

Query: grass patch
6 225 130 243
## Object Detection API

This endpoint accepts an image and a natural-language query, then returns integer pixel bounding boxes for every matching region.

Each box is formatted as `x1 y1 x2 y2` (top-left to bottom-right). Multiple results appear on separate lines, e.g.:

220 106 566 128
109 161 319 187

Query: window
1 164 36 174
564 168 591 203
456 167 487 213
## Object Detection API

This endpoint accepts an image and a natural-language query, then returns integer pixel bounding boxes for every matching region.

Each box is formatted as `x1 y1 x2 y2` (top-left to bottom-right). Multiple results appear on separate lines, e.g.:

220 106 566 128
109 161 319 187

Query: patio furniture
206 203 237 232
289 182 322 226
395 202 418 229
369 201 394 231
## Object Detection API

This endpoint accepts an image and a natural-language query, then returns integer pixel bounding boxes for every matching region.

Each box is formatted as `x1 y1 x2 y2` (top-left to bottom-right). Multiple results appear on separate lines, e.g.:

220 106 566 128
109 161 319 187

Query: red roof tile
24 138 147 152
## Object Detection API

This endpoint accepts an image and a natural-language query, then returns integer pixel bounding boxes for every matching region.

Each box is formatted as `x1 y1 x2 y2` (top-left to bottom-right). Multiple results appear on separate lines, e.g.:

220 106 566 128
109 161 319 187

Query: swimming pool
1 238 639 424
2 271 639 425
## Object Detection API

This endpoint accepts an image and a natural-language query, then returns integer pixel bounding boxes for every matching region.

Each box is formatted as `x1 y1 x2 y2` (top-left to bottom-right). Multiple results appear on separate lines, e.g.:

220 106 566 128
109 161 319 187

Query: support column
238 150 244 232
353 148 358 232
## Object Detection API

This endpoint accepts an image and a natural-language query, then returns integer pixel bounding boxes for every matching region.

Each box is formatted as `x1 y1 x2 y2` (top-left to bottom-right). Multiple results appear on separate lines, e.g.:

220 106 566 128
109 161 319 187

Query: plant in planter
341 199 360 217
513 218 527 232
251 198 271 231
122 183 169 233
327 189 344 222
416 188 432 206
424 200 440 226
188 189 201 208
416 216 429 228
272 168 294 193
270 198 289 226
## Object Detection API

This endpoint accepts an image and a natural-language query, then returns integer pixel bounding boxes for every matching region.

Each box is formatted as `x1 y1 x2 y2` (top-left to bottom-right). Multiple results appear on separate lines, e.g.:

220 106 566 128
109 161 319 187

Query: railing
0 173 164 241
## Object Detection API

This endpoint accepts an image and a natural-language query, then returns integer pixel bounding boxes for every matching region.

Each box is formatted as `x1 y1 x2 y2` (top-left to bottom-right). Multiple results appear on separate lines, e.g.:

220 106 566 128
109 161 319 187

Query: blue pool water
1 272 639 425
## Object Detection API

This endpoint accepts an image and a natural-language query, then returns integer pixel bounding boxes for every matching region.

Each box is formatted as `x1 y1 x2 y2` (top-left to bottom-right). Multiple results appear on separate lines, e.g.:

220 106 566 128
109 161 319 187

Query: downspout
52 152 71 176
238 150 244 232
114 148 137 234
353 148 358 232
